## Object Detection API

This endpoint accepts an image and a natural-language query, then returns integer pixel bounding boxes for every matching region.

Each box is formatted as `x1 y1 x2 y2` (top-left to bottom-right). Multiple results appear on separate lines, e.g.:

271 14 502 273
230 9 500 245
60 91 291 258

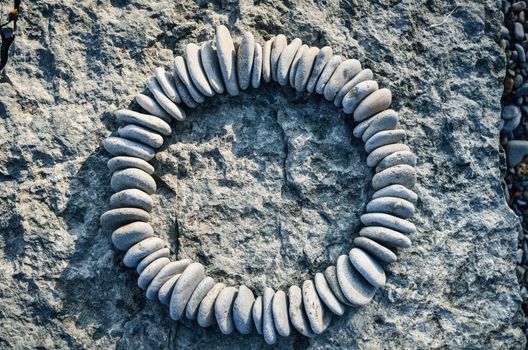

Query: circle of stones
101 26 418 344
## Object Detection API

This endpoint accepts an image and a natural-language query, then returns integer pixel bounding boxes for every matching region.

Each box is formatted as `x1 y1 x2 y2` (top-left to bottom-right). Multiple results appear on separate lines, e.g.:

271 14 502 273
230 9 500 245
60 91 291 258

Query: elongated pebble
272 290 291 336
289 44 308 88
185 276 215 319
342 80 378 114
118 124 164 149
360 226 412 248
100 207 149 230
215 286 238 335
198 283 226 327
365 129 406 153
367 143 411 168
111 168 156 195
200 41 225 94
295 47 320 92
302 280 330 334
115 109 172 136
315 55 342 95
147 259 192 300
288 285 315 337
237 32 255 90
354 88 392 122
354 237 397 264
349 248 386 288
367 196 414 219
361 109 399 141
159 274 181 305
314 273 345 316
277 38 302 86
270 34 287 81
174 56 206 103
336 255 376 306
324 59 361 101
110 188 153 212
360 213 416 234
216 25 239 96
372 184 418 204
372 164 416 190
263 287 277 344
103 137 155 161
123 237 166 267
135 94 172 123
173 73 198 108
233 285 255 334
108 156 154 174
307 46 333 93
185 43 214 97
376 151 417 173
335 69 373 107
138 257 170 290
111 221 154 251
262 37 275 83
251 43 263 89
146 77 186 120
154 67 181 103
253 295 264 335
136 248 170 274
170 262 205 320
323 266 354 306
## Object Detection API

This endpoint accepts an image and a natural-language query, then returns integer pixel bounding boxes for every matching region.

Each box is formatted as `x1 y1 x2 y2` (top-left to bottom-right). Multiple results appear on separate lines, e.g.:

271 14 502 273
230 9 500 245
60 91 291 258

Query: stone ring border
100 25 418 344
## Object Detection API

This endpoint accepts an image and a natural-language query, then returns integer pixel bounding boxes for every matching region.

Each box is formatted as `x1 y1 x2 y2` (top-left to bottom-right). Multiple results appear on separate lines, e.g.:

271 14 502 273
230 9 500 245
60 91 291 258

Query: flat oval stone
372 164 416 190
135 94 172 123
354 237 397 264
147 259 192 300
272 290 291 336
354 88 392 122
361 109 399 141
294 47 320 92
324 59 362 101
197 283 225 327
335 69 373 107
336 255 377 305
360 226 412 248
138 257 170 290
342 80 379 114
110 188 154 212
252 295 264 335
111 221 154 251
251 42 263 89
302 280 331 334
108 156 154 174
237 32 255 90
263 287 277 344
270 34 287 81
262 37 275 83
185 276 215 319
103 136 155 161
100 207 149 230
361 213 416 234
118 124 164 149
307 46 333 93
111 168 156 195
173 72 198 108
146 77 186 120
215 25 239 96
277 38 302 86
233 285 255 334
136 248 170 274
314 272 345 316
185 43 214 97
170 262 205 320
215 286 238 335
289 44 309 88
123 237 166 267
323 266 354 306
367 143 411 168
158 274 181 305
349 248 386 288
367 196 415 219
154 67 181 103
372 184 418 204
315 55 342 95
365 129 406 153
288 285 315 337
200 42 225 94
376 150 417 173
173 56 206 103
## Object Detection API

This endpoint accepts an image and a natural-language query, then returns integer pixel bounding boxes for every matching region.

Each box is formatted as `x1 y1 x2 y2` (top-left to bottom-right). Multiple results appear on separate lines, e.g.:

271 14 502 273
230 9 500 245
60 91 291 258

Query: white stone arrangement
101 26 417 344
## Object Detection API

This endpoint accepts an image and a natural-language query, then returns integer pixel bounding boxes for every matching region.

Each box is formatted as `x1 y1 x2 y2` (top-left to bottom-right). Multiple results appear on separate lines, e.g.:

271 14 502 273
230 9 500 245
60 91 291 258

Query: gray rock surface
0 0 524 349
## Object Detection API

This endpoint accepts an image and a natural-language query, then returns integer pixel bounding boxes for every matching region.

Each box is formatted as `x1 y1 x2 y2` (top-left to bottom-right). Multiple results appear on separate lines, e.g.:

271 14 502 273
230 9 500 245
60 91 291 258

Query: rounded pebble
233 285 255 335
314 273 345 316
288 285 315 337
237 32 255 90
173 72 198 108
138 257 170 290
272 290 291 337
289 44 309 88
111 168 156 195
215 25 239 96
367 143 411 168
154 67 181 103
200 41 225 94
115 109 172 136
262 37 275 83
146 77 186 120
185 276 215 319
135 94 172 123
147 259 192 300
185 43 214 97
372 164 416 190
354 88 392 122
215 286 238 335
270 34 287 81
111 221 154 251
353 237 397 264
294 47 320 92
361 212 416 234
103 136 155 161
307 46 333 93
502 104 521 120
324 59 362 101
123 237 166 268
336 255 376 305
251 43 263 89
365 129 406 153
315 55 342 95
376 151 417 173
302 280 331 334
136 248 170 274
372 184 418 204
100 207 149 230
335 69 373 107
367 196 415 219
323 265 354 306
277 38 302 86
158 274 181 305
359 226 412 248
263 287 277 344
107 156 155 175
342 80 379 114
110 188 154 212
349 248 386 288
252 295 264 335
173 56 205 103
170 262 205 320
118 124 164 149
354 109 398 140
198 283 226 327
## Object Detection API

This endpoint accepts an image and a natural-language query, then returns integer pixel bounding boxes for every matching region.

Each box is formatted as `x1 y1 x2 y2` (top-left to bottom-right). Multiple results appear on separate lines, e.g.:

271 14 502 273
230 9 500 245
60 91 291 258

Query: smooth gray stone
360 213 417 234
173 56 206 103
136 248 170 274
123 237 166 267
170 262 205 320
342 80 378 114
252 295 264 335
361 109 399 141
336 255 377 306
237 32 255 90
115 109 171 136
251 42 263 89
138 257 170 290
288 285 315 337
111 221 154 251
158 274 181 305
376 151 417 173
335 69 373 107
289 44 309 88
315 55 342 95
146 77 186 120
323 266 354 306
354 237 397 264
198 283 225 327
306 46 333 93
262 37 275 83
215 25 239 96
111 168 156 195
135 94 172 123
373 164 416 190
294 47 320 92
103 136 155 161
215 286 238 335
154 67 181 103
277 38 302 86
233 285 255 334
270 34 287 82
365 129 406 153
185 43 214 97
302 280 331 334
314 273 345 316
372 184 418 204
118 124 164 149
107 156 154 174
354 88 392 122
263 287 277 344
100 207 149 230
506 140 528 167
367 196 415 219
367 143 411 168
173 72 198 108
110 188 154 212
272 290 291 336
360 226 412 248
200 41 225 94
147 259 192 300
185 276 215 320
349 247 386 288
324 59 361 101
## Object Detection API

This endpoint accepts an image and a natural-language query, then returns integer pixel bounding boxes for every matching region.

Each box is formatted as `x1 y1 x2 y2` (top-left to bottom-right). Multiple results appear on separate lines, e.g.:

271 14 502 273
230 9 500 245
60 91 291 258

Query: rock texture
0 0 524 349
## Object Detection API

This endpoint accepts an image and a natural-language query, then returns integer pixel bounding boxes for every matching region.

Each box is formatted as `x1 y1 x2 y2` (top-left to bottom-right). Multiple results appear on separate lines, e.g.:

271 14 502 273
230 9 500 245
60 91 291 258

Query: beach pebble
103 136 155 161
146 77 186 120
147 259 192 300
354 88 392 122
100 207 149 230
288 285 315 337
302 280 331 334
342 80 379 114
502 105 521 120
349 248 386 288
336 255 377 305
314 273 345 316
372 164 416 190
216 25 239 96
503 112 522 132
367 196 415 219
516 43 526 63
115 109 171 136
270 34 287 81
376 151 417 172
515 22 525 41
233 285 255 334
200 41 225 94
111 168 156 195
158 274 181 305
277 38 302 86
307 46 333 93
315 55 343 95
367 143 411 168
111 221 154 251
356 109 398 140
263 287 277 344
173 56 206 103
118 124 164 149
170 262 205 320
173 73 198 108
324 59 362 101
215 286 238 335
506 140 528 167
123 237 166 267
237 32 255 90
252 295 264 335
335 69 374 107
289 44 309 88
135 94 172 123
360 226 412 248
262 37 275 83
136 248 169 274
323 265 353 306
372 184 418 204
154 67 181 103
107 156 154 174
295 47 320 92
251 43 263 89
365 129 406 153
361 213 417 234
198 283 226 327
138 257 170 290
185 276 215 319
110 188 154 212
272 290 291 336
354 237 397 264
185 43 214 97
